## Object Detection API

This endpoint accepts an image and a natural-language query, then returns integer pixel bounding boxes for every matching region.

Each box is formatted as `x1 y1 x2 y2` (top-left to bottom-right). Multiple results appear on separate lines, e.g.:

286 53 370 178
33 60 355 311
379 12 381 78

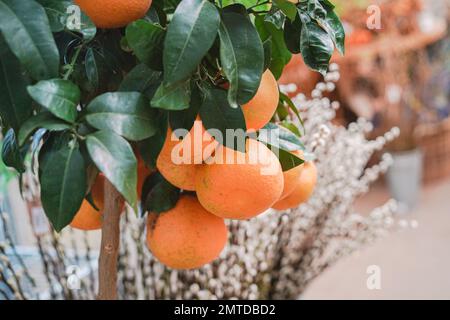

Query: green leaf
306 0 327 20
86 130 137 208
264 9 286 29
322 6 345 55
280 121 302 137
273 0 297 20
36 0 72 32
218 11 264 108
283 12 302 54
0 0 60 80
276 101 289 121
220 0 270 13
169 84 202 131
151 80 191 110
272 146 304 171
86 92 157 141
1 128 25 173
142 172 180 214
199 87 246 151
0 35 32 132
119 64 162 99
138 112 168 169
163 0 220 85
126 20 165 71
18 112 72 146
262 37 273 71
299 14 334 75
280 92 304 127
258 122 304 151
84 48 100 91
255 16 292 79
27 79 80 123
39 134 86 232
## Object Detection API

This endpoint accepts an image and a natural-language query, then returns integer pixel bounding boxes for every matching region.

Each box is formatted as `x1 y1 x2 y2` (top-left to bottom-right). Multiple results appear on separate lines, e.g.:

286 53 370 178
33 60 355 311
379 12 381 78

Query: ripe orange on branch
146 195 228 270
75 0 152 29
70 174 126 230
195 139 284 220
279 150 304 200
70 174 105 230
272 161 317 211
156 119 217 191
242 69 279 131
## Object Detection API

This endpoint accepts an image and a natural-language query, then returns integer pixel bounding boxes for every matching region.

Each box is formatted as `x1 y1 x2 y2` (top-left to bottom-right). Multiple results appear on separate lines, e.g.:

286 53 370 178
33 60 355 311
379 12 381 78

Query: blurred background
280 0 450 299
1 0 449 300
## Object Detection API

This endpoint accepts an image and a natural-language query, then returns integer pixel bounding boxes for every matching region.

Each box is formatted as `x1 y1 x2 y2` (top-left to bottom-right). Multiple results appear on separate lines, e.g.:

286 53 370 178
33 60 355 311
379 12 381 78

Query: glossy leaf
86 130 137 208
283 12 302 54
126 20 165 71
255 16 292 79
280 121 302 137
1 128 25 173
219 11 264 108
299 14 334 75
258 122 305 151
18 112 72 146
27 79 80 123
163 0 220 85
220 0 270 13
199 87 246 151
0 36 32 132
40 134 86 232
0 0 60 80
86 92 157 141
151 80 191 110
280 92 304 127
138 112 168 169
37 0 73 32
169 84 202 131
142 172 180 214
273 0 298 21
84 48 101 91
273 146 304 171
262 37 273 71
119 64 162 99
264 9 285 29
322 4 345 55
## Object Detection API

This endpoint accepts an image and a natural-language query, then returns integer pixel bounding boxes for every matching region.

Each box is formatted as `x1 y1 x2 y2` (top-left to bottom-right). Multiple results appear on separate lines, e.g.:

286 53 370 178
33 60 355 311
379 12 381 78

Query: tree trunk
97 179 122 300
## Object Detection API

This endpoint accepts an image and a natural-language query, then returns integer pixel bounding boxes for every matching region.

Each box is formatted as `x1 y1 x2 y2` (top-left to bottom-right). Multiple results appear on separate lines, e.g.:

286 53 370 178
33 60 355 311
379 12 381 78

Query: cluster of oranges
69 69 317 270
71 2 317 270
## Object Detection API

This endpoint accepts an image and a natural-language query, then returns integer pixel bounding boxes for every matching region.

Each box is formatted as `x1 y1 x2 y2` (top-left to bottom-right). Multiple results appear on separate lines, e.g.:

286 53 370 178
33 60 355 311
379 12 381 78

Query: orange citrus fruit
146 195 228 269
242 69 279 131
195 139 284 220
74 0 152 29
279 150 304 200
70 174 105 230
272 161 317 210
156 119 217 191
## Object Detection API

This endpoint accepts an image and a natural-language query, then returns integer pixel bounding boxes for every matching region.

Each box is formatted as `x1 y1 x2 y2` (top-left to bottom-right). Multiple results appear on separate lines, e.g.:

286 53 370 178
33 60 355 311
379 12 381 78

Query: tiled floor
302 179 450 300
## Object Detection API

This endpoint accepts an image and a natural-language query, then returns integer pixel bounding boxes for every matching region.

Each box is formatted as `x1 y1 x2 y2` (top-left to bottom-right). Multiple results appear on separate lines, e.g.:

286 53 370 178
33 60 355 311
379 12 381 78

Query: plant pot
386 148 423 212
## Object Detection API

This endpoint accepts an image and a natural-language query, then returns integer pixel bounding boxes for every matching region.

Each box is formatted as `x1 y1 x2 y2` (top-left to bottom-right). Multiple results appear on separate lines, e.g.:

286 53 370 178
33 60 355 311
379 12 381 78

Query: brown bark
97 179 123 300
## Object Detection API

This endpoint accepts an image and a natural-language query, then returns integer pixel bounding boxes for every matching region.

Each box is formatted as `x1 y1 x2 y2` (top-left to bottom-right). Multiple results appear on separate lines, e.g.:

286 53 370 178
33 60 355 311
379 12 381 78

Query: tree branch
97 179 122 300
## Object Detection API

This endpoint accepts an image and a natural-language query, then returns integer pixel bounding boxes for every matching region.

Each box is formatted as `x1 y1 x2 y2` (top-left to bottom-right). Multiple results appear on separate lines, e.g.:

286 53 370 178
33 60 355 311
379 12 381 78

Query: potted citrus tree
0 0 344 299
